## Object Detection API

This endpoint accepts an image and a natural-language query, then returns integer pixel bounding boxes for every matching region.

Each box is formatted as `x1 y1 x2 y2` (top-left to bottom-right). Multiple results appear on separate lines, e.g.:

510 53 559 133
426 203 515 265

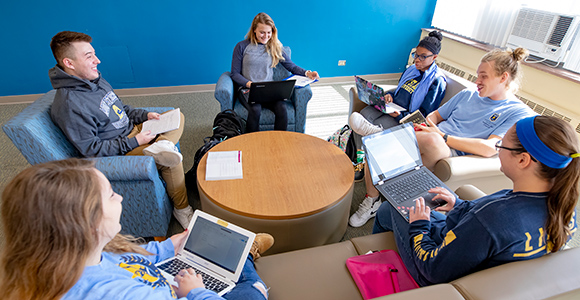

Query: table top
197 131 354 220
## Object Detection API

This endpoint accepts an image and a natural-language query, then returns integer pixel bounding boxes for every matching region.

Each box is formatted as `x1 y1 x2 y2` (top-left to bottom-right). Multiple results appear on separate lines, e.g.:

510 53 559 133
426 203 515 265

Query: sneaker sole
348 211 377 227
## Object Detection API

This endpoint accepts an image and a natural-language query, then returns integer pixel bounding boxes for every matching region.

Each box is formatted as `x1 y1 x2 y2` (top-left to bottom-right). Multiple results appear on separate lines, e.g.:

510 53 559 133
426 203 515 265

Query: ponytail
511 116 580 252
544 157 579 251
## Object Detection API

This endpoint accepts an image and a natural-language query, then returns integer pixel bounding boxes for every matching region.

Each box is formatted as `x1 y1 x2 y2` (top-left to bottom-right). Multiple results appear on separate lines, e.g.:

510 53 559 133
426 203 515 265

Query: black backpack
212 109 245 140
185 110 245 190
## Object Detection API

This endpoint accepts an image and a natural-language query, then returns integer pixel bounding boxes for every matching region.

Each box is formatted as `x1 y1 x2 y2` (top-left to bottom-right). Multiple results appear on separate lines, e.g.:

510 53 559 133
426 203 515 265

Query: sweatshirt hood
49 65 102 92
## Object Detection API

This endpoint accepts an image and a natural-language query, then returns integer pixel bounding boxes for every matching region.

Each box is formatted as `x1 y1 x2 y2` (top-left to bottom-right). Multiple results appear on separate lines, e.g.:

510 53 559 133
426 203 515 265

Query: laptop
155 210 256 296
355 76 406 114
362 123 456 221
247 79 296 104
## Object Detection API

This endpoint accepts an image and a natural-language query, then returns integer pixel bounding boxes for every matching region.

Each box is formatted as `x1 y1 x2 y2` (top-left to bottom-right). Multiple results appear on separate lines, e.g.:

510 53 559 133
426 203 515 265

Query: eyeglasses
495 140 537 162
411 52 435 61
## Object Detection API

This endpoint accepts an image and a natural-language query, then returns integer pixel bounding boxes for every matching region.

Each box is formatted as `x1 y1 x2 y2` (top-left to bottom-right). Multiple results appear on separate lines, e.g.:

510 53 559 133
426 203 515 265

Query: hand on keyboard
429 187 457 212
409 197 431 223
174 268 205 298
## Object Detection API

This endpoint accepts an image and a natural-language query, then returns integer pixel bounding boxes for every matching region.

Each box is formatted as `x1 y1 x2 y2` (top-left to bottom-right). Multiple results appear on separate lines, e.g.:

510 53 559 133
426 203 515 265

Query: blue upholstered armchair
214 46 313 132
2 90 173 237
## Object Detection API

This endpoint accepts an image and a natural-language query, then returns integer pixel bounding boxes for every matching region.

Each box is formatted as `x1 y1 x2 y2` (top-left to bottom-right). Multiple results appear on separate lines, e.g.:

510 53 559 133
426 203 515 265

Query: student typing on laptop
0 158 274 300
373 116 579 286
349 47 536 228
231 12 319 132
349 31 447 136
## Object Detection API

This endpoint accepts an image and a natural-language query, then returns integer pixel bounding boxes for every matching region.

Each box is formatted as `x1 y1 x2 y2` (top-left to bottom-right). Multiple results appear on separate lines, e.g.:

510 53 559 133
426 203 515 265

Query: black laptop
362 123 457 221
247 80 296 104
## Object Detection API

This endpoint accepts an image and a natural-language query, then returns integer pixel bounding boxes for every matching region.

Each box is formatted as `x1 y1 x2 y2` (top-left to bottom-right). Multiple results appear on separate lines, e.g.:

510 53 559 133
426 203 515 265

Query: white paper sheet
285 75 318 87
141 108 181 135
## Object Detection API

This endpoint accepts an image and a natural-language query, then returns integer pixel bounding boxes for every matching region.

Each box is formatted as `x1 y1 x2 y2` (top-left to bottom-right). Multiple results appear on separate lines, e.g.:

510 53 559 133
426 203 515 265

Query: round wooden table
197 131 354 254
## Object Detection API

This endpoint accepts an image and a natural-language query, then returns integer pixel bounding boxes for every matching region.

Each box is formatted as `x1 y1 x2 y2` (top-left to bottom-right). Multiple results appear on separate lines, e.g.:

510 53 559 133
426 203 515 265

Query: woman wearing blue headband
373 115 579 286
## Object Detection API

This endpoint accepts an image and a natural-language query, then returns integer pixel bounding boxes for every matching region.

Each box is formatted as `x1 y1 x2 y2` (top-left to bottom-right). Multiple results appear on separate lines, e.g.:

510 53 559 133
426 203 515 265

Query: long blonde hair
0 159 149 300
246 12 285 68
508 116 580 251
481 47 529 93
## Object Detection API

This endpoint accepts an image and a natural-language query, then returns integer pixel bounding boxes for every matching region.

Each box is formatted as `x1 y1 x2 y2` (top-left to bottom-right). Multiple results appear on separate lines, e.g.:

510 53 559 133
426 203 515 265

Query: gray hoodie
49 65 149 157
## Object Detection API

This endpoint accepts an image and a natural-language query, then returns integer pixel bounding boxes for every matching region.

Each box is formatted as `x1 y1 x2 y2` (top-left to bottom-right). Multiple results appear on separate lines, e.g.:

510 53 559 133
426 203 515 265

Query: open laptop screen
362 123 422 185
184 217 250 273
355 76 385 106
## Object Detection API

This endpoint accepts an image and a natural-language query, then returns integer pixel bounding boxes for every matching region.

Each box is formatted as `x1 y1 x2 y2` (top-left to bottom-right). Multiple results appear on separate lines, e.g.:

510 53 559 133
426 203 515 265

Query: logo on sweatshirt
99 91 120 116
111 104 129 129
119 254 176 297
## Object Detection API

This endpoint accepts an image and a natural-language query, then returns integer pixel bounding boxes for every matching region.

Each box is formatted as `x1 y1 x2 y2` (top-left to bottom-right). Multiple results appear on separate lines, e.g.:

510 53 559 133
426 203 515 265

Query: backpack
185 110 245 190
212 109 245 140
327 124 357 163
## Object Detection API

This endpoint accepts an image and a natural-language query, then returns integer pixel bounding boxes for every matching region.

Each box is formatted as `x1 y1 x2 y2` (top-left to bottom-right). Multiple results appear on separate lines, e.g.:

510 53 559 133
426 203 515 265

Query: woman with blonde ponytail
231 12 320 132
373 115 579 286
1 159 272 300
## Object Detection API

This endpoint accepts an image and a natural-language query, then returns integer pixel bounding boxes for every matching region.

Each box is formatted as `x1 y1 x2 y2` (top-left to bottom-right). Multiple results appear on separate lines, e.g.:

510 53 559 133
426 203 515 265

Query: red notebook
346 249 419 299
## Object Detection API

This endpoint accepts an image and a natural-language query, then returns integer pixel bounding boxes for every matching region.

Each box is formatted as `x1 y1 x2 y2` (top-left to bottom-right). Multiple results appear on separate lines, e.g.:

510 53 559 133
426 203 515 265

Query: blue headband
516 116 572 169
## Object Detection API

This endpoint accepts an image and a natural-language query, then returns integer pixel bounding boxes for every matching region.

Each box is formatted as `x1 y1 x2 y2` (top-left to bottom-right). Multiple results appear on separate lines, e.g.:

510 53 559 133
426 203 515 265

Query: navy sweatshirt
408 189 576 286
49 65 148 157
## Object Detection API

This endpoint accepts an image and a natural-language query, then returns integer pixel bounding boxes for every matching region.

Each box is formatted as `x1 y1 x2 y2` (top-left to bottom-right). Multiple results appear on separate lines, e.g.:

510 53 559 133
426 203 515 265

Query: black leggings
237 89 288 132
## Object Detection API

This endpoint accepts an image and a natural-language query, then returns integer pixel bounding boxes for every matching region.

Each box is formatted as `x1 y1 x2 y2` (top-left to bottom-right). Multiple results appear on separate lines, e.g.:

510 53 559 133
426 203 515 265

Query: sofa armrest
433 155 503 182
291 85 313 133
451 247 580 300
214 71 235 111
454 185 486 201
349 87 367 115
92 156 159 181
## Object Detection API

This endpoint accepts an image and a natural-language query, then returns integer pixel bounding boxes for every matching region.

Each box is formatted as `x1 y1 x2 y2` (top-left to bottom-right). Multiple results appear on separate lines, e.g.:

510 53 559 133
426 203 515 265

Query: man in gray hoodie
48 31 193 229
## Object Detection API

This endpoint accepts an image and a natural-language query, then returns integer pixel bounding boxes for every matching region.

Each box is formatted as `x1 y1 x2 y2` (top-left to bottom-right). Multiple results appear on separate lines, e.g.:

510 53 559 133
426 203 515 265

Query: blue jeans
372 202 447 285
224 255 268 299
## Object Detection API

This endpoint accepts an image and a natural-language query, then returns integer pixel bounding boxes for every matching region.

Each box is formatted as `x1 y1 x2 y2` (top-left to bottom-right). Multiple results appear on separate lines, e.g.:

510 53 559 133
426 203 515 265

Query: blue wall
0 0 437 96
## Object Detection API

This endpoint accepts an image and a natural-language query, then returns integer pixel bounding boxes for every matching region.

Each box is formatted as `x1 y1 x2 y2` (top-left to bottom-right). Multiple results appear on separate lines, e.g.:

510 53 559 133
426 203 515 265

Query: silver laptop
156 210 256 296
248 79 296 104
362 123 456 221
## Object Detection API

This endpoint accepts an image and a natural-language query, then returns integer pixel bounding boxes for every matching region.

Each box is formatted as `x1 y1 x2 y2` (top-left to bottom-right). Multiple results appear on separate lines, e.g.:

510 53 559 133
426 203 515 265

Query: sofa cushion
255 240 361 300
451 247 580 300
350 231 398 255
544 288 580 300
374 284 466 300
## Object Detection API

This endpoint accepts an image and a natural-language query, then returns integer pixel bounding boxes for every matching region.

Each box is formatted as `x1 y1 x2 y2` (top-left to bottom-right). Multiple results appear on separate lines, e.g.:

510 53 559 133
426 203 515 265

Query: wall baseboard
0 74 401 105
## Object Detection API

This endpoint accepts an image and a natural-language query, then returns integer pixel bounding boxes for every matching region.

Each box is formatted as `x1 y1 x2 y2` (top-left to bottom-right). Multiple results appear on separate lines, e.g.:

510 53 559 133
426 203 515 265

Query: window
431 0 580 73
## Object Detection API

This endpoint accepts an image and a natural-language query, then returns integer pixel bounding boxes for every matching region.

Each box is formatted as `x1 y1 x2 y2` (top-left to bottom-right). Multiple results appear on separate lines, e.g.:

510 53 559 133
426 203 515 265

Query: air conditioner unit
506 8 579 64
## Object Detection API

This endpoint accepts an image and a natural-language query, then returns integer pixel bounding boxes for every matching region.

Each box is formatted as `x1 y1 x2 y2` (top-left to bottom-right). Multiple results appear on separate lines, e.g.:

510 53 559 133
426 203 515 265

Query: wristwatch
443 134 449 143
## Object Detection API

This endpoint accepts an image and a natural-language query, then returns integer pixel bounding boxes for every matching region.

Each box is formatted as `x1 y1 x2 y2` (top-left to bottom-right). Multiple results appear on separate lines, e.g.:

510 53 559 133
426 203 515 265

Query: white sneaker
349 195 382 227
349 112 383 136
143 140 183 167
173 206 194 229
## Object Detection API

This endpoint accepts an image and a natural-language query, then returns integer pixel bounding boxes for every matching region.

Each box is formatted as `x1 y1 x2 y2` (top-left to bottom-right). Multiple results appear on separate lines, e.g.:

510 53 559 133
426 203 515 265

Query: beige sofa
348 70 510 194
255 185 580 300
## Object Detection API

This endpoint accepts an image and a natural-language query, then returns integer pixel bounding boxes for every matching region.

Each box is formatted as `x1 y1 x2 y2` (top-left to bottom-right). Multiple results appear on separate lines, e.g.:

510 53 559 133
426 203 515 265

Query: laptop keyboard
383 170 440 204
158 259 229 293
